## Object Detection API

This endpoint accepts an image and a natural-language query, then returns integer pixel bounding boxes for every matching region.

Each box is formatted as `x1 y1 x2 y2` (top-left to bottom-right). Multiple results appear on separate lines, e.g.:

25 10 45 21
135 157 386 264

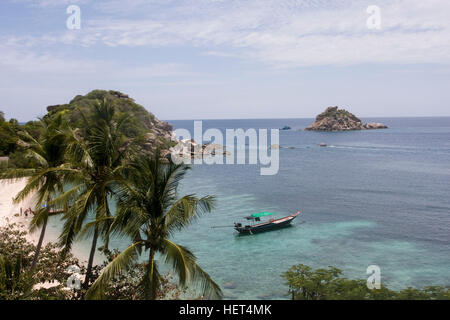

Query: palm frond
188 259 223 300
161 162 191 207
110 204 148 239
163 239 222 299
47 183 84 210
24 149 48 167
163 239 193 287
0 168 36 181
165 195 216 233
17 130 40 146
85 241 142 300
57 210 79 253
77 216 115 240
29 207 49 233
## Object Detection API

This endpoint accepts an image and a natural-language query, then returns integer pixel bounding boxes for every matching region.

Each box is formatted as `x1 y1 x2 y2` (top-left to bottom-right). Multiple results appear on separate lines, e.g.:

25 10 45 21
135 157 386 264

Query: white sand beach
0 178 85 289
0 178 40 243
0 178 95 262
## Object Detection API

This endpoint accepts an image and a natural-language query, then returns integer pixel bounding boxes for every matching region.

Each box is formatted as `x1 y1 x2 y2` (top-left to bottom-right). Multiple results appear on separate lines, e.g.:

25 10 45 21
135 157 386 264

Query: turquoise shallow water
46 117 450 299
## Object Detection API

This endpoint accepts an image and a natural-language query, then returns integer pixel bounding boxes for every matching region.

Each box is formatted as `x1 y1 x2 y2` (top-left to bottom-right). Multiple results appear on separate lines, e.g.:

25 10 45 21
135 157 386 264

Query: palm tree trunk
30 216 48 271
83 226 99 289
145 248 156 300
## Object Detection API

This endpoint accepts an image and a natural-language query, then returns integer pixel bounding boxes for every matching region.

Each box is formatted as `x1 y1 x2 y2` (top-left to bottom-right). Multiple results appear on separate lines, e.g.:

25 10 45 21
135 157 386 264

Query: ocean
47 117 450 299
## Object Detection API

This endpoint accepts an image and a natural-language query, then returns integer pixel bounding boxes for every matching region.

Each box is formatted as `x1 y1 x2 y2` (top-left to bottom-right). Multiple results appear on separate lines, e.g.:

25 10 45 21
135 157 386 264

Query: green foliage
1 90 173 167
0 254 34 300
282 264 450 300
6 151 36 168
0 112 44 167
0 223 194 300
85 150 221 300
321 106 361 122
0 115 19 156
0 224 83 300
22 121 44 140
1 114 69 272
89 247 187 300
0 95 219 300
52 99 138 289
45 90 158 138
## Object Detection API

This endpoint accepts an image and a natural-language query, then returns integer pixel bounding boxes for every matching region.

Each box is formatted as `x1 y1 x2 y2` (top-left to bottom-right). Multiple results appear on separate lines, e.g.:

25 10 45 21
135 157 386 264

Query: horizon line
15 114 450 124
162 115 450 122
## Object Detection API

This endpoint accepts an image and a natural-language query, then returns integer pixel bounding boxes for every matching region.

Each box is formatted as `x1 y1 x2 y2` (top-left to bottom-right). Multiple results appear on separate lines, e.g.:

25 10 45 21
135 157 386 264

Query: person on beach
27 207 34 216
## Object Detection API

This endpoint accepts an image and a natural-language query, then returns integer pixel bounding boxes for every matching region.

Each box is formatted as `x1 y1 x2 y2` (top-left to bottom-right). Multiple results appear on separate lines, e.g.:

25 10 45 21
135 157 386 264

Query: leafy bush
91 247 188 300
0 223 83 300
282 264 450 300
0 224 186 300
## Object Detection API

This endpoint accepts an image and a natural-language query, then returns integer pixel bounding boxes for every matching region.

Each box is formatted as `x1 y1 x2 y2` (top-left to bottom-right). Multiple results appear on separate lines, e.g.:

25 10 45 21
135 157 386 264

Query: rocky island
305 106 388 131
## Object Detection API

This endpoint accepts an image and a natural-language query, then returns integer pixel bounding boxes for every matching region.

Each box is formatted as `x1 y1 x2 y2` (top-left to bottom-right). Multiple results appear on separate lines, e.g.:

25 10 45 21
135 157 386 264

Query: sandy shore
0 178 40 243
0 178 106 263
0 178 100 263
0 178 89 289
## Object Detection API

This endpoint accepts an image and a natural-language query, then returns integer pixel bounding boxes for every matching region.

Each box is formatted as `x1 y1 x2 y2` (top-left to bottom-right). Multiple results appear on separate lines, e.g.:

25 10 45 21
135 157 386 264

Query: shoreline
0 178 90 262
0 178 40 244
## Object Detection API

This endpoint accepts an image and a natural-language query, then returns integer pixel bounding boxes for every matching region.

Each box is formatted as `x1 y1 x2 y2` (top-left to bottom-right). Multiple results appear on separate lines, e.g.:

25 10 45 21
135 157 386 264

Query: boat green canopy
251 212 274 218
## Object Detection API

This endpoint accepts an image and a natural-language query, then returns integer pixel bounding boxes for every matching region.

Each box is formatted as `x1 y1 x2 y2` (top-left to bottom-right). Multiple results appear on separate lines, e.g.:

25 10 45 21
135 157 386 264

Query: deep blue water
47 117 450 299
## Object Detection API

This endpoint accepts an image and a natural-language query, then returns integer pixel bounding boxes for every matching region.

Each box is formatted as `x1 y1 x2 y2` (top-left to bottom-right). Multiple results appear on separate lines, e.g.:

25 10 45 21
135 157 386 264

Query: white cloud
12 0 86 7
0 44 197 80
20 0 447 67
5 0 450 67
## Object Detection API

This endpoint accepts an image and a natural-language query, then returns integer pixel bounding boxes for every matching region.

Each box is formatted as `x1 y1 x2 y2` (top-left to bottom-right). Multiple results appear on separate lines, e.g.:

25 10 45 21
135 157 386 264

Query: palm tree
1 115 67 271
85 150 222 300
54 99 133 289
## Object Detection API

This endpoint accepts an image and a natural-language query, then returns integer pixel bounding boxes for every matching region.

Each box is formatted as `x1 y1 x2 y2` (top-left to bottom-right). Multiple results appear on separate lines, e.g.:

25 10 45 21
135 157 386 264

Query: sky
0 0 449 121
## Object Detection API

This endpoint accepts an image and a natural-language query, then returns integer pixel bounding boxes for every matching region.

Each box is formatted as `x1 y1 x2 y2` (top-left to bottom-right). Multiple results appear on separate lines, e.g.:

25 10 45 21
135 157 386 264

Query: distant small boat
280 126 291 130
49 209 66 214
48 206 71 215
319 142 327 147
234 211 301 235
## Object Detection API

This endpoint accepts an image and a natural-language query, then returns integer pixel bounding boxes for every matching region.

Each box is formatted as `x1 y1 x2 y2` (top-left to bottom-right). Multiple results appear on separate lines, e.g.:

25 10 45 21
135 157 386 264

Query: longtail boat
234 211 301 235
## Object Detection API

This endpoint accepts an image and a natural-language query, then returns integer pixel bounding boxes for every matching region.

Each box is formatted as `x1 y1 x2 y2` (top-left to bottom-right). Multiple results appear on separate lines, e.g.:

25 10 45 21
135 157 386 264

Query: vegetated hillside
1 90 175 168
45 90 173 140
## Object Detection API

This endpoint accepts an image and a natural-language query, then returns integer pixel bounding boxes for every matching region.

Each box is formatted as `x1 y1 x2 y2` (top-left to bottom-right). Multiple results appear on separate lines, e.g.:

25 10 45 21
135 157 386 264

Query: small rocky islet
305 106 388 131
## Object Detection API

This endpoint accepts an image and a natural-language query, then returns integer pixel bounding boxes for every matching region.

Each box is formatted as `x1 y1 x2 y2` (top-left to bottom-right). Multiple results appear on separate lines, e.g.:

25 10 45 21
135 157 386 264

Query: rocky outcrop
46 105 62 113
109 90 130 100
305 107 388 131
363 122 388 130
170 139 230 160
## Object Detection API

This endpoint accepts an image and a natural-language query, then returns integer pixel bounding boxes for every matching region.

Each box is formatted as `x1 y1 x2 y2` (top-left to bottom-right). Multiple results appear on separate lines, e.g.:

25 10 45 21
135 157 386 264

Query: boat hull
234 212 301 235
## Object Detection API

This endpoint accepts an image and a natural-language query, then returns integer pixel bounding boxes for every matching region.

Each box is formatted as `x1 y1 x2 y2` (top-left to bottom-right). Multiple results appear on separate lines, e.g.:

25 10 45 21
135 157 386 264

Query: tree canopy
282 264 450 300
